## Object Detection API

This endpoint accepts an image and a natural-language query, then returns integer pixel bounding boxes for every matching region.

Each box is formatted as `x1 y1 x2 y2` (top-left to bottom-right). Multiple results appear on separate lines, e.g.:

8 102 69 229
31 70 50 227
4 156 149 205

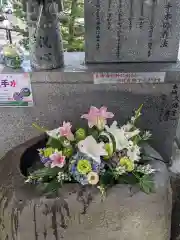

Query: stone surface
26 0 64 70
2 53 180 83
84 0 180 63
170 176 180 240
0 78 179 164
0 136 172 240
0 54 180 163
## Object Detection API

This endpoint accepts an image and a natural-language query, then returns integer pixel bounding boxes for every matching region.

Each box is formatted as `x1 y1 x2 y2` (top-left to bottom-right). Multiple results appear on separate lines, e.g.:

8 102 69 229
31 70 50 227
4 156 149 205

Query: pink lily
50 152 66 168
81 106 114 130
59 121 74 141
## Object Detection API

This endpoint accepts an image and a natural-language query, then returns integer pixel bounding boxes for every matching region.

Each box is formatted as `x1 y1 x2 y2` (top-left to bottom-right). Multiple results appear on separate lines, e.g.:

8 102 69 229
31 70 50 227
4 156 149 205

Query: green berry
75 128 86 141
63 146 73 158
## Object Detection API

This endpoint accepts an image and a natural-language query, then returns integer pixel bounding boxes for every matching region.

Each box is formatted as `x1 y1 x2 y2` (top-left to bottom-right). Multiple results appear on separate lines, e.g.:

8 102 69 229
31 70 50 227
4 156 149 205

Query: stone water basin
0 135 172 240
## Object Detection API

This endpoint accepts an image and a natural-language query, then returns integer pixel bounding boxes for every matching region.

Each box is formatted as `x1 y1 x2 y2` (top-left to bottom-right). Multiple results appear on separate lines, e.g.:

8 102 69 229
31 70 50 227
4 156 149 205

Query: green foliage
117 173 138 185
139 175 155 194
46 137 62 150
31 167 60 179
37 179 61 196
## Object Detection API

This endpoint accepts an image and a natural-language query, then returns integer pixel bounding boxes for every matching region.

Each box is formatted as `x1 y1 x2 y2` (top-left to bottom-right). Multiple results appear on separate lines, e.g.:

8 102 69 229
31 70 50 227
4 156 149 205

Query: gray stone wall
0 71 179 163
84 0 180 62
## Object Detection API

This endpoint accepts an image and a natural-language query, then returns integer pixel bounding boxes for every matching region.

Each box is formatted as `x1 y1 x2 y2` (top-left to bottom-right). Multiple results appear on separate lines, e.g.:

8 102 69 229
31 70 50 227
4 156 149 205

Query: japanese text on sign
159 84 179 122
93 72 166 84
0 74 33 107
0 79 16 88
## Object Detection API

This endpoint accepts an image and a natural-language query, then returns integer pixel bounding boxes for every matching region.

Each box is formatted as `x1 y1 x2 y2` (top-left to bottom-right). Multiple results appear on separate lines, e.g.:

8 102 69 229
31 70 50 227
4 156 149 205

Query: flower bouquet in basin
26 105 156 197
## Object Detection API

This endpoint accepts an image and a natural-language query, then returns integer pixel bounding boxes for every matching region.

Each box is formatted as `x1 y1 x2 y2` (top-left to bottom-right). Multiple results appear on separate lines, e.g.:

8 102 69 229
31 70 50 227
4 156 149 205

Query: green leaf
139 175 155 194
46 137 62 150
100 169 115 186
32 123 48 132
117 173 138 185
132 104 143 124
37 179 61 195
32 167 60 179
135 104 143 118
132 134 142 145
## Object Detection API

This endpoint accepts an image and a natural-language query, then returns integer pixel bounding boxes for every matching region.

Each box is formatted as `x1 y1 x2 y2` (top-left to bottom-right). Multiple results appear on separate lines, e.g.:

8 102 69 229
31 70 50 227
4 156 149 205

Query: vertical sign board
0 73 33 107
85 0 180 62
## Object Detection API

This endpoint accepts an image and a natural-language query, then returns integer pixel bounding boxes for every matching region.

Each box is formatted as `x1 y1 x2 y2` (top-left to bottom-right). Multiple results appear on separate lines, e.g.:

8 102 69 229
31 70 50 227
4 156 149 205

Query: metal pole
8 30 12 44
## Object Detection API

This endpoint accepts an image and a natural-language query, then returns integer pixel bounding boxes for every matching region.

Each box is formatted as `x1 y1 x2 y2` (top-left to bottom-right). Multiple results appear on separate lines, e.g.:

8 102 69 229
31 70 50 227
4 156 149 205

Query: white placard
0 73 33 107
93 72 166 84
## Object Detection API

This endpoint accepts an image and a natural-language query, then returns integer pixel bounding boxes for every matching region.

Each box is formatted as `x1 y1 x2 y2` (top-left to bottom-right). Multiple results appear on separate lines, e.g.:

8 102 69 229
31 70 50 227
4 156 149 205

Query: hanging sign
93 72 166 84
0 73 33 107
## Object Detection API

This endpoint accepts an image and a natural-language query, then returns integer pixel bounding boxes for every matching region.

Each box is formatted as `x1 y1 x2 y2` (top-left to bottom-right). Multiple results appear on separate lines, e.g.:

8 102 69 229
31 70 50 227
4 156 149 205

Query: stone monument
84 0 180 62
1 0 180 238
23 0 64 70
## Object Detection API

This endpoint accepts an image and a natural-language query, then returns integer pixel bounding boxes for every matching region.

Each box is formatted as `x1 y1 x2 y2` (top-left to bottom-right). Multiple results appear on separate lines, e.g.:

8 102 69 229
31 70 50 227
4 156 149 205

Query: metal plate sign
93 72 166 84
0 73 33 107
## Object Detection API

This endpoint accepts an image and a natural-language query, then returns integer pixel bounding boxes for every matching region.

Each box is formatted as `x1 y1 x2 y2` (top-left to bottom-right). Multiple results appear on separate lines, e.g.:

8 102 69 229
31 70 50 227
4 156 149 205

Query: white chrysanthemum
127 144 141 162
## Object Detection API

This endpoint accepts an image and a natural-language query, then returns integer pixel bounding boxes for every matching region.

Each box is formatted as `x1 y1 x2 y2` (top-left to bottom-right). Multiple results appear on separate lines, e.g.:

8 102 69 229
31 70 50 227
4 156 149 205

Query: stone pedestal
84 0 180 63
0 135 172 240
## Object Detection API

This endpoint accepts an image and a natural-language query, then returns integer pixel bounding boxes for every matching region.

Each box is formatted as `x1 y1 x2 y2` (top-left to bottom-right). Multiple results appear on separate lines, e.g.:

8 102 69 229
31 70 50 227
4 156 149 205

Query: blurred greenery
12 0 84 51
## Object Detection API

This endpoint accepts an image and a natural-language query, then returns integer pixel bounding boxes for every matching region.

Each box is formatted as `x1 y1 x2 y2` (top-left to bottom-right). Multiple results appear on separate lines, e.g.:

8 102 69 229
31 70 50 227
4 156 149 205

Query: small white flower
136 164 156 174
113 166 126 179
121 122 133 132
25 178 32 183
125 129 140 139
57 172 71 182
142 131 152 140
127 144 141 162
130 116 136 123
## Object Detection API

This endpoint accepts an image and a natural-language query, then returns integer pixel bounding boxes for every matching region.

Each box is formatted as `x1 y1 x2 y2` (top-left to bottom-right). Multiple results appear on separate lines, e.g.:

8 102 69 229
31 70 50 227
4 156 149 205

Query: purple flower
38 148 52 166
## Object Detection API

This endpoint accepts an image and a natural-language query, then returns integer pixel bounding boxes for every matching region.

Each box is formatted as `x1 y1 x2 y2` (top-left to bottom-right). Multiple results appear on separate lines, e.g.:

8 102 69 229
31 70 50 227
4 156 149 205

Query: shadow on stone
19 135 47 177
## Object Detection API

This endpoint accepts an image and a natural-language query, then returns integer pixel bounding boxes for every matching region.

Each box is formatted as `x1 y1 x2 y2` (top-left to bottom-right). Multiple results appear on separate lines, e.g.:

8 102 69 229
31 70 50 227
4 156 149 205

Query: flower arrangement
1 44 23 69
26 105 156 197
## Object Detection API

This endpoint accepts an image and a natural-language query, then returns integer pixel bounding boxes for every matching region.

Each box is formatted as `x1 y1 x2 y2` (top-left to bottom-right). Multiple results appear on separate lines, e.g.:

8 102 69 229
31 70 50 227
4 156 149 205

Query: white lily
125 129 140 139
121 122 133 132
105 121 131 151
78 136 108 164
